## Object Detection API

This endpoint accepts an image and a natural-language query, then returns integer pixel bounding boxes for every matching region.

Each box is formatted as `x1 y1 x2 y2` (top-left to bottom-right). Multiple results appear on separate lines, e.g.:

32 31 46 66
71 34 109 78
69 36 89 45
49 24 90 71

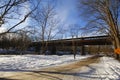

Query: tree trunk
41 41 46 54
113 36 120 59
72 39 77 59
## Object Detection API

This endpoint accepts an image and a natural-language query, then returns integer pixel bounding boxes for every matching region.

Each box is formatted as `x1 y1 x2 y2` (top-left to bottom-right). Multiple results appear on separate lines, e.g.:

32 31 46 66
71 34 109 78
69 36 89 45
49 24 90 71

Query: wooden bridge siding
29 35 112 54
45 39 111 55
47 39 111 46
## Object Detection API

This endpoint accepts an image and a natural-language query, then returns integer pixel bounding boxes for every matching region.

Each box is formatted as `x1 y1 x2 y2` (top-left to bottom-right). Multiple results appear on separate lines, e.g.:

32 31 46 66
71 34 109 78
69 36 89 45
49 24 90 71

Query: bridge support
81 45 85 55
50 45 56 55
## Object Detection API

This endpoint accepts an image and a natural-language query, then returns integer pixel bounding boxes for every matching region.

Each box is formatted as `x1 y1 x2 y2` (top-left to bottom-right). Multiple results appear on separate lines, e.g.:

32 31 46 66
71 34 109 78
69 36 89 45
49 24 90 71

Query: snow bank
0 55 91 71
78 57 120 80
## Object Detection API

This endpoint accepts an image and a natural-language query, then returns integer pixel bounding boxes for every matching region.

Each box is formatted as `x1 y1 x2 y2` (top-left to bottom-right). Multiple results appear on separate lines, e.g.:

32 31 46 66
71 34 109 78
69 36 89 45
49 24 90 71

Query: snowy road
0 56 120 80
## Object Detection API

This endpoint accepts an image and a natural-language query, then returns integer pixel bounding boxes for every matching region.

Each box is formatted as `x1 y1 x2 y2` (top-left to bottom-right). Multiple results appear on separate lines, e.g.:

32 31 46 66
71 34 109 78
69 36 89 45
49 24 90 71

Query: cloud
0 27 7 33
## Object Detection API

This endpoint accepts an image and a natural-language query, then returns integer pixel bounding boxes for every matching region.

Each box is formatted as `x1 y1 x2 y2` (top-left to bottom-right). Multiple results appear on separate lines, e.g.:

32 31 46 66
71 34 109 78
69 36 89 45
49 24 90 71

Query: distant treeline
0 33 31 51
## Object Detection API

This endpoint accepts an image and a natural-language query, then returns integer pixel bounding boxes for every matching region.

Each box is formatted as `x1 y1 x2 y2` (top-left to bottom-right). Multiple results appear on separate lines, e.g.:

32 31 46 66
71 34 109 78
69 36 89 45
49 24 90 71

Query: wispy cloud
56 0 79 25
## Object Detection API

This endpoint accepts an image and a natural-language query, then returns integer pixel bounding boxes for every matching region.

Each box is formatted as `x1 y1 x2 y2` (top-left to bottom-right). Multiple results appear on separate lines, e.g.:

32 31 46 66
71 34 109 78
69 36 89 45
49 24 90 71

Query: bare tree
0 0 40 35
69 24 80 59
78 0 120 58
69 24 80 38
31 1 60 54
16 30 31 54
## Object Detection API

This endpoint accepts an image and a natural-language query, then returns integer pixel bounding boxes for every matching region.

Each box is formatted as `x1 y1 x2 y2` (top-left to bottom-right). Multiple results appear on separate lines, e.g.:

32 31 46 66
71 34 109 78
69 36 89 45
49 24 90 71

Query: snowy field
0 55 120 80
78 57 120 80
0 55 91 71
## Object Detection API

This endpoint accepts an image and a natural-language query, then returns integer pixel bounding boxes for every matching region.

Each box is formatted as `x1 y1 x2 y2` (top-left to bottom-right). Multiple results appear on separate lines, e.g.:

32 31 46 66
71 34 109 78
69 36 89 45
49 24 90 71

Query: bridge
30 35 112 55
46 35 111 46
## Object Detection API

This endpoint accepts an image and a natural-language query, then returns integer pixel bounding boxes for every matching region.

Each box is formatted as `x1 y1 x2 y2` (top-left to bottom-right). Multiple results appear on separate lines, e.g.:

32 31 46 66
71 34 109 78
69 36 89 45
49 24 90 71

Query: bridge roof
48 35 109 42
30 35 112 46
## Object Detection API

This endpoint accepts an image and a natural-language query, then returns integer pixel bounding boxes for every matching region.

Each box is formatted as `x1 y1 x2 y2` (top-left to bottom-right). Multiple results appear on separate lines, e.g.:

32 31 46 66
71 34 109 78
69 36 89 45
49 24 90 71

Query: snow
0 54 120 79
0 55 91 71
78 57 120 80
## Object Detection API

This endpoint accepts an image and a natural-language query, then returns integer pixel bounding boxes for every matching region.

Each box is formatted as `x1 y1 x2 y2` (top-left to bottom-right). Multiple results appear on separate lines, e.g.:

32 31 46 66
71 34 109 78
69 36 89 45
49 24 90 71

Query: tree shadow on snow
0 78 16 80
0 68 32 72
34 66 117 80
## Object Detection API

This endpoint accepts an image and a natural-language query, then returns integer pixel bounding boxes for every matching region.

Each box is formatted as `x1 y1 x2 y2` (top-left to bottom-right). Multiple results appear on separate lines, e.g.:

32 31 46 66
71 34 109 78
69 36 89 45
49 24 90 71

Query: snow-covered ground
0 55 91 71
78 57 120 80
0 55 120 80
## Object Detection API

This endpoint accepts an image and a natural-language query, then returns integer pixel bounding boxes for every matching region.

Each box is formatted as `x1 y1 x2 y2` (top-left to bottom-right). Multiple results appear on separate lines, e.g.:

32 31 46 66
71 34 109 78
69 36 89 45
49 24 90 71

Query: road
0 56 101 80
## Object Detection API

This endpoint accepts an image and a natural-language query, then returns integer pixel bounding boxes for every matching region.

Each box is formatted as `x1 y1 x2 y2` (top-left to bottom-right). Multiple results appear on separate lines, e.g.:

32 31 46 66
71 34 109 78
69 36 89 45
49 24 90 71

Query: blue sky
0 0 88 38
53 0 88 38
0 0 84 33
28 0 86 39
0 0 103 37
55 0 85 27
